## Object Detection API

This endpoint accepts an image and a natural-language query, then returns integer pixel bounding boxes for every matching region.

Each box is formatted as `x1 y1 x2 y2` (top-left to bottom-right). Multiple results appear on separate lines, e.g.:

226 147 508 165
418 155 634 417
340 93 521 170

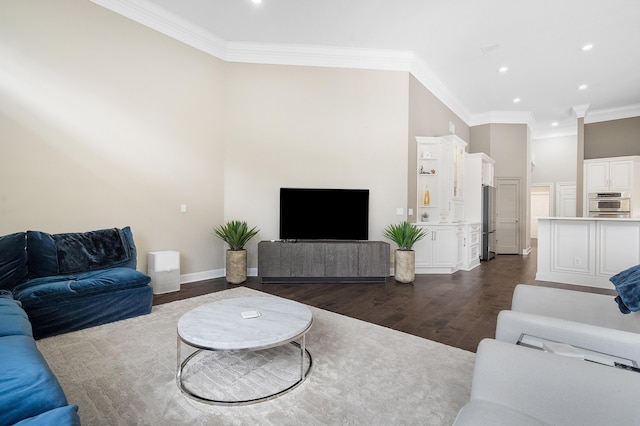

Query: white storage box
148 251 180 294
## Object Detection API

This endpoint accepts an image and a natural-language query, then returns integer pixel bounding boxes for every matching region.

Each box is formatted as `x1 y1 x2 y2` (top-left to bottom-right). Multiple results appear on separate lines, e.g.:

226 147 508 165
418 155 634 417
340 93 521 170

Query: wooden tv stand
258 240 390 283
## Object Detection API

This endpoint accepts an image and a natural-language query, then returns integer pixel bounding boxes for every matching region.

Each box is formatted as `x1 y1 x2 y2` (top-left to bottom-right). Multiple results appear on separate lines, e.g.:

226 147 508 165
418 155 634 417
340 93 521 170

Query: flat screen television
279 188 369 240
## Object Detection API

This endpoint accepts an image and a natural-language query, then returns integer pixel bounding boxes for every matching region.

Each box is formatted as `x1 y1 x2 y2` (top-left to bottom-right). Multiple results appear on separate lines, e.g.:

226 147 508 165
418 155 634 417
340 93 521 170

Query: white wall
531 135 577 184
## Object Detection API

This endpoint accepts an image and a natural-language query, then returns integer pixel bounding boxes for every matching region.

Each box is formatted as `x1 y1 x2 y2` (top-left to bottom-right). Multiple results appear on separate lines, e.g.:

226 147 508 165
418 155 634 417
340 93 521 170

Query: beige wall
585 116 640 159
1 0 412 276
225 64 410 268
469 123 531 253
0 0 226 276
407 75 470 220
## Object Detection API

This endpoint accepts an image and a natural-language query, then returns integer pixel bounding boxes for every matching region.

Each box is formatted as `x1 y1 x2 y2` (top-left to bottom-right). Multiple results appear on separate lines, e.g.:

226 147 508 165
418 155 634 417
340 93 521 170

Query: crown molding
90 0 228 58
409 56 472 124
90 0 639 135
585 103 640 124
90 0 473 124
468 111 536 127
226 42 415 71
531 125 577 140
571 104 591 119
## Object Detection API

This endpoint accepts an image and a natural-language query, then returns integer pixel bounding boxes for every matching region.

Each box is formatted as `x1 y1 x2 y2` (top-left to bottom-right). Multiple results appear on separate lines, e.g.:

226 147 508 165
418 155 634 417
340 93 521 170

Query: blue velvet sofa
0 226 153 339
1 291 80 425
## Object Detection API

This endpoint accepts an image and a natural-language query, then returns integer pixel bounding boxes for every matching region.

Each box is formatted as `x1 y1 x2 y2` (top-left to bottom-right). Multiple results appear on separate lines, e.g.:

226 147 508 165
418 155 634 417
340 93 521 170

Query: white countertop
538 217 640 222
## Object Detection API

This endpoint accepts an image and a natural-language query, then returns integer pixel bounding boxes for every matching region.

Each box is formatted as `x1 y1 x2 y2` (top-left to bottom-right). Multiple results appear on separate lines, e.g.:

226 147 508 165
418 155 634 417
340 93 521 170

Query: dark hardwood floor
154 241 616 353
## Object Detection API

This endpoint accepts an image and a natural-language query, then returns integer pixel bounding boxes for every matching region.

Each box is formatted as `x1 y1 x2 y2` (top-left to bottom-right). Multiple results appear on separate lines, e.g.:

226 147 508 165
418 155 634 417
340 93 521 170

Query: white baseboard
179 268 258 284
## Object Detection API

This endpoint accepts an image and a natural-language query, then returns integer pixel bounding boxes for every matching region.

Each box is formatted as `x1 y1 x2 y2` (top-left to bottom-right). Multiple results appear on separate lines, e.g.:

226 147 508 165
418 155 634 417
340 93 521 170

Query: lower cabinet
464 223 481 271
258 240 390 283
414 223 481 274
415 225 457 273
536 218 640 289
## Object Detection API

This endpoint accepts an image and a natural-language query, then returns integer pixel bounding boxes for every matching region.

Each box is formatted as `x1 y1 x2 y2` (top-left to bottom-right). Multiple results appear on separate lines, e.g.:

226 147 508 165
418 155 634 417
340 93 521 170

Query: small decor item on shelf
419 165 424 174
421 212 429 221
423 185 431 206
422 151 432 159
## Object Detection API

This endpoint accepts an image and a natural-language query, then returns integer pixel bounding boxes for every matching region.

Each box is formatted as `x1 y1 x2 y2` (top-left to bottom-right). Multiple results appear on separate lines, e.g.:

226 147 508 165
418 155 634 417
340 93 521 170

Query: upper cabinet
585 156 640 193
416 135 467 224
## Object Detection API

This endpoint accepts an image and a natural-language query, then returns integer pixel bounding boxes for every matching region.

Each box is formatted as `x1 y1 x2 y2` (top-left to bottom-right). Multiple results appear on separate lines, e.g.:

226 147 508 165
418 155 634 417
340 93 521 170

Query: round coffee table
176 296 313 405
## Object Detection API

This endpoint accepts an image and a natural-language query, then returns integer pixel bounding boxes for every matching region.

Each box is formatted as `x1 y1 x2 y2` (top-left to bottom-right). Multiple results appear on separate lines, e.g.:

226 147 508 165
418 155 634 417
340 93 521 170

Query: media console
258 240 390 283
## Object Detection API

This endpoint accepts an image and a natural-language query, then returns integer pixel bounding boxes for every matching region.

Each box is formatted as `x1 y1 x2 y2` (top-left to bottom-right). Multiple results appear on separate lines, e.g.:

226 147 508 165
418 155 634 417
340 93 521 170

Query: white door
556 182 576 217
496 178 520 254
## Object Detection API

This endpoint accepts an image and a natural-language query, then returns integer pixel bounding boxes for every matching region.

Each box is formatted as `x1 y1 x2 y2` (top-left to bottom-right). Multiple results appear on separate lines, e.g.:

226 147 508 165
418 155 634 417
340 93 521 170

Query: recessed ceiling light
578 84 588 90
251 0 262 4
551 122 559 127
513 97 521 103
499 66 508 73
582 44 594 51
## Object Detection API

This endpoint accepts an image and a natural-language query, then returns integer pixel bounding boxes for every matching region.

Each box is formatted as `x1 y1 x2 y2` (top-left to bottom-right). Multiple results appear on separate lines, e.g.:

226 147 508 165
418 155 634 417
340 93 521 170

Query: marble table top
177 296 313 351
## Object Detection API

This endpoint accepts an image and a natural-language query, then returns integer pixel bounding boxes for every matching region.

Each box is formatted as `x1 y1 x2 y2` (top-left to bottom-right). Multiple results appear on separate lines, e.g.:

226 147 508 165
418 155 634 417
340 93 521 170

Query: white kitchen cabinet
584 157 639 193
462 223 481 271
414 225 457 274
536 217 640 289
416 135 467 224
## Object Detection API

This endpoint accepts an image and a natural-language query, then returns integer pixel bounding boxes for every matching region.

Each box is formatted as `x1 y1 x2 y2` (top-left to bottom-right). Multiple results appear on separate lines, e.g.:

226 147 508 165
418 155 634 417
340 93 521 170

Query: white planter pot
394 250 415 283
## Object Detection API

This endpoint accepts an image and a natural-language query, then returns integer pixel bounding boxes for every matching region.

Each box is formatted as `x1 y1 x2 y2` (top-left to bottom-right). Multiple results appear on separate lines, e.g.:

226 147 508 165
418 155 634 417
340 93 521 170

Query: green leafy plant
383 221 429 251
214 220 259 251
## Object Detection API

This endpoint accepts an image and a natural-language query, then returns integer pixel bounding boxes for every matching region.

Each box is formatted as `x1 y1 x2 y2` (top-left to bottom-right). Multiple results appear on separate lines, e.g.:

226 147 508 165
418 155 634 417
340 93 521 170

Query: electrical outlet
573 257 581 266
180 204 187 213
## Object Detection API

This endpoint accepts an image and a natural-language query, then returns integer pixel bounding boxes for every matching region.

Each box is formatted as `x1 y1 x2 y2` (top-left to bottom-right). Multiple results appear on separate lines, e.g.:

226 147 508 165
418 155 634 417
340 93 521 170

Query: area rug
37 287 475 425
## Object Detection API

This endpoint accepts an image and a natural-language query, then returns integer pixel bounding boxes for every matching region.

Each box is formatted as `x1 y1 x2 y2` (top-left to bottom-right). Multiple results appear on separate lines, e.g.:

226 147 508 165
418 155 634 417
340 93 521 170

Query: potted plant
214 220 259 284
383 221 429 283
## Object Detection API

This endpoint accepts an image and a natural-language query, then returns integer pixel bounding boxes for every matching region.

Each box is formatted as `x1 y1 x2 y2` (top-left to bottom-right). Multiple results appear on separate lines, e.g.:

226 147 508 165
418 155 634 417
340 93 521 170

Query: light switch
180 204 187 213
408 208 413 216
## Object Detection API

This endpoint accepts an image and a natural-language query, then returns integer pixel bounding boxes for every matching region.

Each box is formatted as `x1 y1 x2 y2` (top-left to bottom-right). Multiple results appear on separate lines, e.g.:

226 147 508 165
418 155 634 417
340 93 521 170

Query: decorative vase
394 250 415 283
226 249 247 284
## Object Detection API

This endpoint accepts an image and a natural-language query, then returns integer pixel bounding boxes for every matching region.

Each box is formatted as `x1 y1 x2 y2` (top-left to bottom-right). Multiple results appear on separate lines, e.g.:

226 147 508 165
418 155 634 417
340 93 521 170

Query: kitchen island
536 217 640 289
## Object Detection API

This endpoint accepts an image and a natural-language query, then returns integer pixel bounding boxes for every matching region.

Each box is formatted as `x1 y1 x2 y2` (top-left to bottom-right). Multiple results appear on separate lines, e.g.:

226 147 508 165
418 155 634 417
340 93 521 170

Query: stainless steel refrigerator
481 185 496 261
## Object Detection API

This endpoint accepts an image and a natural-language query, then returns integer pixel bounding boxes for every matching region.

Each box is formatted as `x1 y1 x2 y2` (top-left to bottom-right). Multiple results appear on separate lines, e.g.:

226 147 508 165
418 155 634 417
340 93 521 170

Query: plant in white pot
383 221 429 283
214 220 259 284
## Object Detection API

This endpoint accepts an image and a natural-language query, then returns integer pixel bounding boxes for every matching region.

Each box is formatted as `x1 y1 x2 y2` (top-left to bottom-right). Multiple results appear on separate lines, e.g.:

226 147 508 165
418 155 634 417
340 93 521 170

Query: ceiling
93 0 640 138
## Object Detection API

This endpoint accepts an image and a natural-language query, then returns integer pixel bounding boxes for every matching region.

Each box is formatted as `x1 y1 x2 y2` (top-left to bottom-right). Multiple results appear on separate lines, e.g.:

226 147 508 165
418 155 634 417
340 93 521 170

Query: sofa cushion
0 335 70 426
0 232 27 291
13 405 80 426
0 295 33 337
13 267 151 308
27 226 137 278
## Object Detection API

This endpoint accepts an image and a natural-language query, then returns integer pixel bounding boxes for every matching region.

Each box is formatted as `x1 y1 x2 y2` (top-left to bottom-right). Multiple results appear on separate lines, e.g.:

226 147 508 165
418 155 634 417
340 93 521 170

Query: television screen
279 188 369 240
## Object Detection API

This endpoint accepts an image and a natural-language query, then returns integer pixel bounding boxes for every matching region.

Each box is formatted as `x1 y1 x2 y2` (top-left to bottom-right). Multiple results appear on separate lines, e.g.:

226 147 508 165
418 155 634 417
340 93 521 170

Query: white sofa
495 284 640 363
509 284 640 332
453 339 640 426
